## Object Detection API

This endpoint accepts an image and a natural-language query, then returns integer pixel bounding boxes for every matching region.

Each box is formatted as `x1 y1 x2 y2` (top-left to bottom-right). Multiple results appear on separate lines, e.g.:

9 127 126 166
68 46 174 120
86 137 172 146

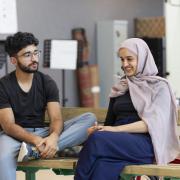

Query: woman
74 38 180 180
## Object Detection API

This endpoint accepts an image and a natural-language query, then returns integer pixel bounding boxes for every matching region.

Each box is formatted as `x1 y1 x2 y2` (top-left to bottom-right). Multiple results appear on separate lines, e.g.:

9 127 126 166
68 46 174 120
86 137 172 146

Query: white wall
165 0 180 98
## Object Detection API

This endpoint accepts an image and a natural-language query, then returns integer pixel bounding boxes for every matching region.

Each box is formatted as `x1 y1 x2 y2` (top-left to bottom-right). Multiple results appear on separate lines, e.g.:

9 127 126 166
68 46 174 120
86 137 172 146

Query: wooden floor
16 170 73 180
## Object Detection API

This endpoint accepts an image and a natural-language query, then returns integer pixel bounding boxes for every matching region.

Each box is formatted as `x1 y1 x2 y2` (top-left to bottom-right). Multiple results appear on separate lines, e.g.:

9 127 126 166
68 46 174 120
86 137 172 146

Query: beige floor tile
16 170 73 180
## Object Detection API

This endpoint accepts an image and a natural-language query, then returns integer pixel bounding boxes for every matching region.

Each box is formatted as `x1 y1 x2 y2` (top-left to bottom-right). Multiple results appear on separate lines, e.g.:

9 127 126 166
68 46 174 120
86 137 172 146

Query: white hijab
110 38 180 164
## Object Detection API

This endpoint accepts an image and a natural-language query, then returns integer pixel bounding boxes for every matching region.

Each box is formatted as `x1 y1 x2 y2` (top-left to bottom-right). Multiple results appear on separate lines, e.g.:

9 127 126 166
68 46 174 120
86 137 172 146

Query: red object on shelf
89 65 100 108
76 65 93 107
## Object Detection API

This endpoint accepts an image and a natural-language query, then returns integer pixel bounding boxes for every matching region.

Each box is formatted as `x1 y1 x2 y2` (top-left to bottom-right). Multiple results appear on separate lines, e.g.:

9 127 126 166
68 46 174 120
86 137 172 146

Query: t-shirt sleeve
44 75 60 103
0 82 11 109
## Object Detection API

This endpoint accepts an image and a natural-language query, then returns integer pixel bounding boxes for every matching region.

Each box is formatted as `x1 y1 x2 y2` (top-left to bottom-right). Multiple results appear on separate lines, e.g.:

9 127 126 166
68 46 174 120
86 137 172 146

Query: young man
0 32 96 180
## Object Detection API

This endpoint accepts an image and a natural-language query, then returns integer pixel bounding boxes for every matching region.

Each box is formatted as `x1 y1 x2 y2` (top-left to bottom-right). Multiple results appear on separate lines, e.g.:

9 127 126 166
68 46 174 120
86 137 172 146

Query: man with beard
0 32 96 180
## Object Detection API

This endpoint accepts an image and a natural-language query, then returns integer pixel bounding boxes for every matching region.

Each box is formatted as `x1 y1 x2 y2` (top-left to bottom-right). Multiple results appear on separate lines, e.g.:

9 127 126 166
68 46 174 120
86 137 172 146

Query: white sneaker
17 142 29 162
17 142 40 162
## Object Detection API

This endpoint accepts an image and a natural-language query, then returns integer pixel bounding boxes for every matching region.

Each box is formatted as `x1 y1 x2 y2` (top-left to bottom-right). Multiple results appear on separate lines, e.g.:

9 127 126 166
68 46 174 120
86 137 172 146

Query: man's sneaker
17 142 40 162
58 146 82 157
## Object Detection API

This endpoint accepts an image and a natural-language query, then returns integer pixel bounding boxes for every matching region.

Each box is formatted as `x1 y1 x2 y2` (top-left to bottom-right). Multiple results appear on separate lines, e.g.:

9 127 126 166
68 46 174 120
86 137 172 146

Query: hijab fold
110 38 180 164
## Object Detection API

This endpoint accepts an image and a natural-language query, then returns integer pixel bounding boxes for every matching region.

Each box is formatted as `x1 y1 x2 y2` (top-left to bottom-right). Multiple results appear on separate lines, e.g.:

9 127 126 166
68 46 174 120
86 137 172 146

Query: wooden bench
17 107 180 180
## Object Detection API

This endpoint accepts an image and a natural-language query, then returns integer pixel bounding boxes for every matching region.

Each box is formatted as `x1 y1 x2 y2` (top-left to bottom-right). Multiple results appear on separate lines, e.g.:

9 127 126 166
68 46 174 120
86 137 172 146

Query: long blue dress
74 92 155 180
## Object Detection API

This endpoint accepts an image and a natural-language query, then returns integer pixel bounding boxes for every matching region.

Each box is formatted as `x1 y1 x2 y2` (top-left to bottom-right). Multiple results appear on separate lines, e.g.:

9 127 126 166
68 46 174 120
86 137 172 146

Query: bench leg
52 168 75 176
120 174 135 180
23 169 38 180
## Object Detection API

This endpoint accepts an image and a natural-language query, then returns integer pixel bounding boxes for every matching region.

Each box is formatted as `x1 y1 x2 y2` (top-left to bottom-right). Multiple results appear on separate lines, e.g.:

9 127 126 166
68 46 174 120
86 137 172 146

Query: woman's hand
88 124 118 134
87 122 99 135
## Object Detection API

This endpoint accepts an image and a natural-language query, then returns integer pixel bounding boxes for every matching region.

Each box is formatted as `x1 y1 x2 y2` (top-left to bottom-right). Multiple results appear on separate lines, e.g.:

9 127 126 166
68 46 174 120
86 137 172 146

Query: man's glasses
17 50 41 59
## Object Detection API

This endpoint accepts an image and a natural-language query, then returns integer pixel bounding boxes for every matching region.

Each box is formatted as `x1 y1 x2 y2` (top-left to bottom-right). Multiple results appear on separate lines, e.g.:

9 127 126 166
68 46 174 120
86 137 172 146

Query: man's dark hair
5 32 39 57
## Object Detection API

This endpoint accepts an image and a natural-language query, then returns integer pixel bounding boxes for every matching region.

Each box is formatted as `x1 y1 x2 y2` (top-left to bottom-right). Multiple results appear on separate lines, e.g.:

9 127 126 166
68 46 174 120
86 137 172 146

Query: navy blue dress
74 91 155 180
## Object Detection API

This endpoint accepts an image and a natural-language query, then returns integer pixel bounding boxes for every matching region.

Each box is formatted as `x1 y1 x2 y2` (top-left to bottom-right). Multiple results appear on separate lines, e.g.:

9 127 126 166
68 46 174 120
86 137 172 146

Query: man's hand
36 132 59 159
37 102 62 159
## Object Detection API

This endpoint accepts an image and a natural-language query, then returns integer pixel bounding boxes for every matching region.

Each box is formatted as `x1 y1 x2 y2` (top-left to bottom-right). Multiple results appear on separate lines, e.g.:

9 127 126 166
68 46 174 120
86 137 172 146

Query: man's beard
17 61 39 73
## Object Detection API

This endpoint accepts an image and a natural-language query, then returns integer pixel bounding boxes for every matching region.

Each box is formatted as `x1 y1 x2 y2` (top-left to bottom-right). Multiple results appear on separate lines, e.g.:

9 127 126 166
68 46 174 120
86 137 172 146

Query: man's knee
84 131 106 153
81 112 97 124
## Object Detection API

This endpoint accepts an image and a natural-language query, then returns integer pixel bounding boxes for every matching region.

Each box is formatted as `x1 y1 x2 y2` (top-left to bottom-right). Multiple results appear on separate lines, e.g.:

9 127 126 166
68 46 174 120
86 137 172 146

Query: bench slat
122 164 180 177
62 107 107 123
45 107 107 124
18 160 180 178
17 158 78 170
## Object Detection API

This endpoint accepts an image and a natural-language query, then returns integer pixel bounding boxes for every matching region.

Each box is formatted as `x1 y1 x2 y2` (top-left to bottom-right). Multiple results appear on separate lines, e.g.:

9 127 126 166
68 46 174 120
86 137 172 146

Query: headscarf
110 38 180 164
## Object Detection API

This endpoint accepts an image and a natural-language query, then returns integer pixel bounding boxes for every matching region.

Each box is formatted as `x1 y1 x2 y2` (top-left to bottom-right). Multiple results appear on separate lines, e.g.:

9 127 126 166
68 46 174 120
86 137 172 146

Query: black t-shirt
104 91 140 126
0 71 60 127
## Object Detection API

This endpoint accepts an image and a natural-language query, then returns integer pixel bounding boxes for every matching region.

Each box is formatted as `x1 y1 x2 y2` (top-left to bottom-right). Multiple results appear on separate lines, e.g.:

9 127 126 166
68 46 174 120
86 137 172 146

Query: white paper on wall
0 0 18 34
50 40 78 70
